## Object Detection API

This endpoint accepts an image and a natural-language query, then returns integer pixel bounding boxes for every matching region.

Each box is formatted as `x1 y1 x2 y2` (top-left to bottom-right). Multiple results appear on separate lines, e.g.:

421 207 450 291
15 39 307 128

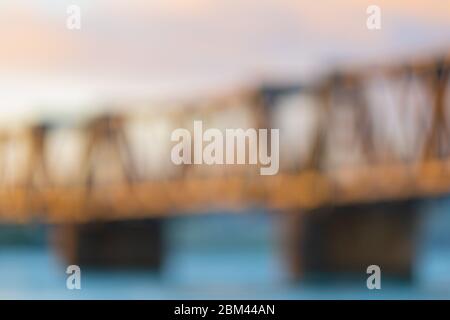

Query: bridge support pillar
284 201 420 281
52 218 165 270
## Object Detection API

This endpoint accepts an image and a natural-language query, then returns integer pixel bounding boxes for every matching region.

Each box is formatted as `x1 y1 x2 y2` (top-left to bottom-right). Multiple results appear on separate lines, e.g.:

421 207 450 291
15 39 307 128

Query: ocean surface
1 199 450 300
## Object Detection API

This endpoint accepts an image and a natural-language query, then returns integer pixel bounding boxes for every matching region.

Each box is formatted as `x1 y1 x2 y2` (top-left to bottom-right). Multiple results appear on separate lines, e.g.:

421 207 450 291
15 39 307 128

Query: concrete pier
52 218 165 270
285 200 420 280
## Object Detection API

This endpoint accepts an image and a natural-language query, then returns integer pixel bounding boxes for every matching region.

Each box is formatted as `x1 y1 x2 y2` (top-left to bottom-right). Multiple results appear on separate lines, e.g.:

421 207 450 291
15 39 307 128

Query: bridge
1 53 449 278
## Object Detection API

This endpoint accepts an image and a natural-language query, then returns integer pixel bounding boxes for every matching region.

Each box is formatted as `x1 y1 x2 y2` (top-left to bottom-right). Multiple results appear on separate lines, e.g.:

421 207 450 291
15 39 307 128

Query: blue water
1 201 450 300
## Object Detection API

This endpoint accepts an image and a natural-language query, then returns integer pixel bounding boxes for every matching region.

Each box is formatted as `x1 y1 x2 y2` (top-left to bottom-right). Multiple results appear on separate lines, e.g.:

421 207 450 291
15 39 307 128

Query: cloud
0 0 449 84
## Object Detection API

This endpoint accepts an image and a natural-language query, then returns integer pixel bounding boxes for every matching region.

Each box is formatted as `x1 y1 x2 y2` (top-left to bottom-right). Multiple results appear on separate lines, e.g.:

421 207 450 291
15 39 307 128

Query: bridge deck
1 159 449 223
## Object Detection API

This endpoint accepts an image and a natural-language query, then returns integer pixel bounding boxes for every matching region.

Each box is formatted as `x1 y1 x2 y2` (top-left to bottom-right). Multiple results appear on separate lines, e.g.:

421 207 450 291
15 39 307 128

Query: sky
0 0 449 121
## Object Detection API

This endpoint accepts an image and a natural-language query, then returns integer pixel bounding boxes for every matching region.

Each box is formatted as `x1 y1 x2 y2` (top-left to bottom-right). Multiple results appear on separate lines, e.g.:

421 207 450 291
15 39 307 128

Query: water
0 203 450 299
